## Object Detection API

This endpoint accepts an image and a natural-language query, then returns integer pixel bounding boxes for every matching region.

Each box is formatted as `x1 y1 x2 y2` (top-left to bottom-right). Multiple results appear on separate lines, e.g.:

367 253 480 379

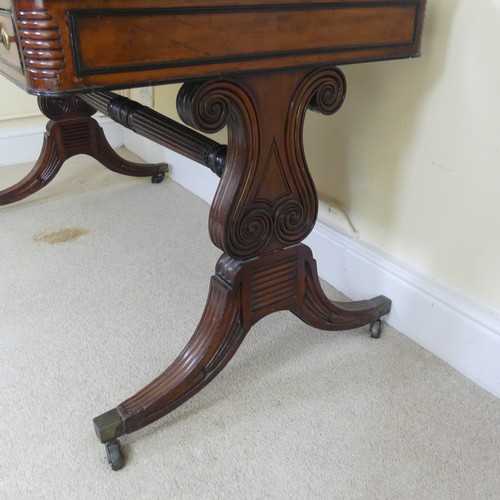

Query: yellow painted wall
0 79 39 122
155 0 500 310
304 0 500 309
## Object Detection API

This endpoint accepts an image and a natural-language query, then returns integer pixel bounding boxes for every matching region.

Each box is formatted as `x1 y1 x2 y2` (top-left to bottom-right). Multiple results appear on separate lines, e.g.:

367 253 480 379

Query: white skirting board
304 225 500 399
2 123 498 398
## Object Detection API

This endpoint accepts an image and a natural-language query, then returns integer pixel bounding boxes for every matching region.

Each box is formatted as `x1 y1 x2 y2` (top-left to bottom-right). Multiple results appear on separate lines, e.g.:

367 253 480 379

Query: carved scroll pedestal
93 67 392 470
0 95 168 206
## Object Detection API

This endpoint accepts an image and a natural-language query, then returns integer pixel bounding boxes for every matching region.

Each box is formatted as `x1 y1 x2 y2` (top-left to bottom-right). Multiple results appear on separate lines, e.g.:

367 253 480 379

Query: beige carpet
1 149 499 499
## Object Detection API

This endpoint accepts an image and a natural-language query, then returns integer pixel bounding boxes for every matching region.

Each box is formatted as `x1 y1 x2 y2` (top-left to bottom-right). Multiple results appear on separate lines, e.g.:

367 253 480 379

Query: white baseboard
305 224 500 399
3 123 498 398
124 134 500 399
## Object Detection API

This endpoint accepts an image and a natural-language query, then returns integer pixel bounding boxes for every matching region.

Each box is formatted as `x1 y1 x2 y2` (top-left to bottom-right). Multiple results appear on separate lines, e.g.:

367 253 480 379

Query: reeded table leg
0 95 168 206
94 246 390 469
94 67 391 469
292 250 391 331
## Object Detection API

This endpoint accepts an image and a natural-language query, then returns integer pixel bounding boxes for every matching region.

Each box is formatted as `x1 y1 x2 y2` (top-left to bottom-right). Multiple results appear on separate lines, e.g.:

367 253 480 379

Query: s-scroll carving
279 67 346 246
177 67 346 260
178 78 268 258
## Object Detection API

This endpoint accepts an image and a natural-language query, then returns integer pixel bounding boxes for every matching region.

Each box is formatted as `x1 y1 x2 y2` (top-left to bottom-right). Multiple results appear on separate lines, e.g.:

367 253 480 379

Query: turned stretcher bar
78 91 228 177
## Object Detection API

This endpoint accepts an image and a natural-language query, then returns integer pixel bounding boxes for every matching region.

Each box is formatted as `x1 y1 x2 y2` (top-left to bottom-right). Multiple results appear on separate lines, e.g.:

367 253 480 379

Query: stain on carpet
34 227 90 244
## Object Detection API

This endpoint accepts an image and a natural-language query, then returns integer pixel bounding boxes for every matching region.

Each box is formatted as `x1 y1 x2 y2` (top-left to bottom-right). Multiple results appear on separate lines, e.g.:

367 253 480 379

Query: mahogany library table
0 0 426 470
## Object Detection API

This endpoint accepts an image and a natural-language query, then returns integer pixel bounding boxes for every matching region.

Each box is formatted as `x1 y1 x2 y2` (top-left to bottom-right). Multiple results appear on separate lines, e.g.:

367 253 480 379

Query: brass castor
151 172 165 184
369 320 382 339
105 439 125 471
151 165 169 184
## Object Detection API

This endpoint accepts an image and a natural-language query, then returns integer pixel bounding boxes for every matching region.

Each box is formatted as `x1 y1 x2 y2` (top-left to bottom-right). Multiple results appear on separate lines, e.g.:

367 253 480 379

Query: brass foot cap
370 295 392 317
93 408 124 443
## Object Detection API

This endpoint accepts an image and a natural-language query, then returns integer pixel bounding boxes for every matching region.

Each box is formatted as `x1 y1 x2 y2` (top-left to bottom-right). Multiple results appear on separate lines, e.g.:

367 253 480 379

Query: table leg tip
371 295 392 317
93 408 124 443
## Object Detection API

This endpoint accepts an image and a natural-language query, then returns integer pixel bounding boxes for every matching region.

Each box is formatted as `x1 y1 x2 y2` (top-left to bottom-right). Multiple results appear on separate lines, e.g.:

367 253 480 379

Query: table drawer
1 0 426 93
0 8 24 85
69 3 423 86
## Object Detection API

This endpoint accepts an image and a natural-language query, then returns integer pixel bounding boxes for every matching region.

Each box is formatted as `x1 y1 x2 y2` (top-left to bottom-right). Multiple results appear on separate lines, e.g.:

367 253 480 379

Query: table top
0 0 426 94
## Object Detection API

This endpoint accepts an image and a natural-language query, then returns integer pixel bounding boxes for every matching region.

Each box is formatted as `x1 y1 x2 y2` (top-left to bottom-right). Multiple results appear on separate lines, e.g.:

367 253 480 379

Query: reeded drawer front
70 4 419 78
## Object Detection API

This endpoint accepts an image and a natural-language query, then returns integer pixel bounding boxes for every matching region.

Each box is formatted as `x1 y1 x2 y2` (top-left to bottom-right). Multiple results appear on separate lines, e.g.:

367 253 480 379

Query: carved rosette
37 95 96 121
177 67 346 260
17 10 65 84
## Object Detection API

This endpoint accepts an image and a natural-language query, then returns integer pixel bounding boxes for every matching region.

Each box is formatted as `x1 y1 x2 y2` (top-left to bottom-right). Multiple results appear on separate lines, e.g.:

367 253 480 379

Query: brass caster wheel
369 320 382 339
151 165 169 184
105 439 125 471
151 172 165 184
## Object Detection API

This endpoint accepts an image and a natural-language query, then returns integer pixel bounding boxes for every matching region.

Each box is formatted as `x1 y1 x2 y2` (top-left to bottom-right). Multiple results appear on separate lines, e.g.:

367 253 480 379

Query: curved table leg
292 248 391 332
0 95 169 206
88 120 168 182
93 266 249 444
0 129 63 206
93 244 391 460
